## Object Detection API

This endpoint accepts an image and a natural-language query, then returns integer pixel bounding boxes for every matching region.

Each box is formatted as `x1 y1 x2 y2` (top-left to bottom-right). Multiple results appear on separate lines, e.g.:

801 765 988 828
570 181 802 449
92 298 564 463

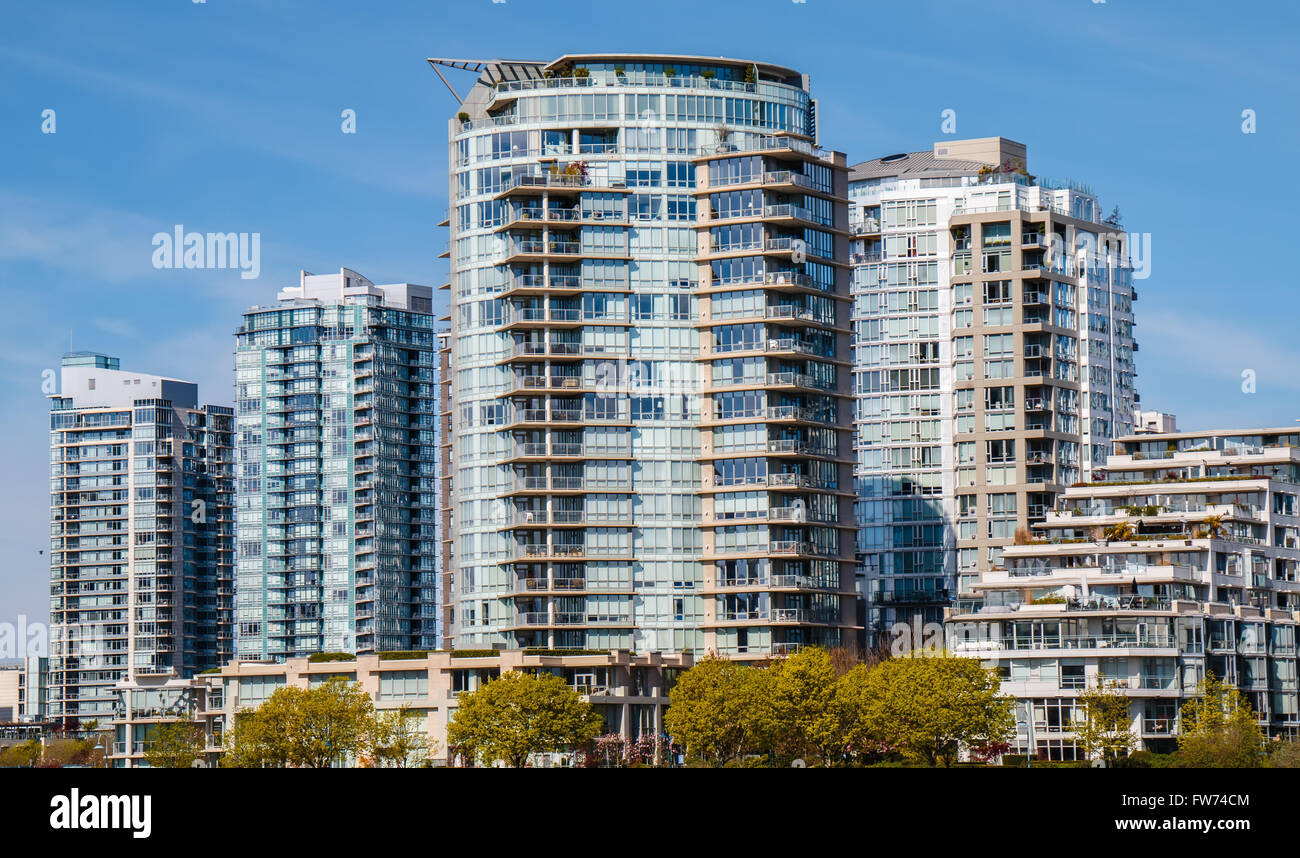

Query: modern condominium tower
849 138 1138 643
48 353 234 725
434 54 858 657
235 269 438 659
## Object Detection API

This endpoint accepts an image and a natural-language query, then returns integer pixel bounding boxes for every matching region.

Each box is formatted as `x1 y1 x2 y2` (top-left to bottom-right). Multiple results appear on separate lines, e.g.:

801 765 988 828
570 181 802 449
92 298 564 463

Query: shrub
308 652 355 663
450 649 501 659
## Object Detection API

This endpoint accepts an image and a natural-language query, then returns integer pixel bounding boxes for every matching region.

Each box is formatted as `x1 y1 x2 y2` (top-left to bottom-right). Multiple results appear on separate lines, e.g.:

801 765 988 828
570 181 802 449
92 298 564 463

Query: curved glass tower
436 54 858 657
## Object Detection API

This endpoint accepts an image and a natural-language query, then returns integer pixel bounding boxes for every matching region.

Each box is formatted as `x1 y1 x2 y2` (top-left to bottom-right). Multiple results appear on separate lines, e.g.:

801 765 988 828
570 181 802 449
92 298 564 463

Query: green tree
0 740 42 768
1176 674 1265 768
854 654 1014 767
769 647 844 765
369 706 436 768
144 721 205 769
1072 682 1136 765
663 657 775 766
1267 738 1300 768
40 737 101 768
221 706 290 768
448 671 602 768
222 678 377 768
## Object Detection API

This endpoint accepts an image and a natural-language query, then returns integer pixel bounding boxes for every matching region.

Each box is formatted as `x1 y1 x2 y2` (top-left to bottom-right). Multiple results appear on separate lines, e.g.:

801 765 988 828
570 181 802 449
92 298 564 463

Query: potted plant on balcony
1103 522 1135 543
1193 515 1227 540
573 67 590 79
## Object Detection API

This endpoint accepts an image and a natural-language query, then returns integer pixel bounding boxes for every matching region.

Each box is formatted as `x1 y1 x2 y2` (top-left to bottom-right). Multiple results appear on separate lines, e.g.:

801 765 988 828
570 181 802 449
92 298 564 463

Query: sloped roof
849 150 987 182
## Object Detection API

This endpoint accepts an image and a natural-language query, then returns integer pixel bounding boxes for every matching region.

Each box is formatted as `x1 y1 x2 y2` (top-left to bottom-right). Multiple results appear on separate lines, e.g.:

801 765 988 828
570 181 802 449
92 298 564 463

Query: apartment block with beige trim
106 648 690 767
849 137 1138 642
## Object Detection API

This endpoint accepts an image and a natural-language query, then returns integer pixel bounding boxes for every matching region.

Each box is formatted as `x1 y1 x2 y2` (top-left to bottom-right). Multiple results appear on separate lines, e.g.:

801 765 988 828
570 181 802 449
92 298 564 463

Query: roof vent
879 153 908 163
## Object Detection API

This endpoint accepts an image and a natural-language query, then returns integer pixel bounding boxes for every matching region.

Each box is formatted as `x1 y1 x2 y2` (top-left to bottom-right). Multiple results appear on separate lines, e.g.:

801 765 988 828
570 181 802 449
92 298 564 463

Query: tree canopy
144 721 205 769
1176 674 1265 768
447 671 603 767
222 678 432 768
666 648 1012 767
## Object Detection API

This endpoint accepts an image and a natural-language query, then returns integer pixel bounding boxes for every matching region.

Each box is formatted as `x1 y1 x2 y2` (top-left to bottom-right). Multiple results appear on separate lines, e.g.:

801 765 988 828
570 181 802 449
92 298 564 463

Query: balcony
501 274 584 298
505 408 584 428
492 172 630 199
765 371 837 392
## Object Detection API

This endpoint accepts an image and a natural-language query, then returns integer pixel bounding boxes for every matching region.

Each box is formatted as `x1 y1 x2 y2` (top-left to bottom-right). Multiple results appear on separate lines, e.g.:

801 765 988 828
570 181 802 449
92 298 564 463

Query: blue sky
2 0 1298 622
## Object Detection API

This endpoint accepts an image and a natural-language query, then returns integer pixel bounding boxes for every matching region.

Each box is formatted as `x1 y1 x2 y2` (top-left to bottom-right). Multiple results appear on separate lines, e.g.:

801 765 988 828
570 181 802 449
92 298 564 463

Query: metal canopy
426 58 545 104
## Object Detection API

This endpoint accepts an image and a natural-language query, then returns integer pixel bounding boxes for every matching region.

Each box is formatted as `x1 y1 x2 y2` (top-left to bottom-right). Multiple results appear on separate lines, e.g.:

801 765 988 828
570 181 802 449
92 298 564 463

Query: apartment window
987 440 1015 463
985 387 1014 410
378 670 429 700
983 281 1012 304
982 222 1011 247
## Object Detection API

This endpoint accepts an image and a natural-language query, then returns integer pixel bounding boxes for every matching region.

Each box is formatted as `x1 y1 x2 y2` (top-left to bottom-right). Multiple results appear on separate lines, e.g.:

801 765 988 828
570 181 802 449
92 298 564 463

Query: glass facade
443 55 856 656
48 354 233 724
235 274 438 658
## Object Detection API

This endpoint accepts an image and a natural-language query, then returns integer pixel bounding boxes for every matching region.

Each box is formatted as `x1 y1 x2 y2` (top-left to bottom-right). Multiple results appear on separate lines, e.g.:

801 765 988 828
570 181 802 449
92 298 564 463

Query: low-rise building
0 658 49 723
109 649 692 767
949 428 1300 759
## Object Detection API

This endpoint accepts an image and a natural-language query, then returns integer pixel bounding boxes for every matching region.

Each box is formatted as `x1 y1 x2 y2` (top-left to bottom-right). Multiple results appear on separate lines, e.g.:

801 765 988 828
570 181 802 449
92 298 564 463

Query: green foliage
1175 674 1265 768
369 705 436 768
1115 750 1177 769
144 721 205 769
1072 681 1136 764
0 740 42 768
450 649 501 658
663 657 776 766
849 654 1014 768
447 672 602 768
376 651 429 661
39 738 102 768
666 648 1010 768
221 678 380 768
1103 522 1135 542
769 647 845 765
1266 738 1300 768
307 652 355 663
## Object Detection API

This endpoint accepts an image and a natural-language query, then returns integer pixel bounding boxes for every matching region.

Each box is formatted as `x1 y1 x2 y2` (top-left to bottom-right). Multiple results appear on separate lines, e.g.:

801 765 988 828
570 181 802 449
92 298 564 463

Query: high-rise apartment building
949 428 1300 757
234 269 438 659
48 353 233 725
434 54 858 657
848 138 1138 642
